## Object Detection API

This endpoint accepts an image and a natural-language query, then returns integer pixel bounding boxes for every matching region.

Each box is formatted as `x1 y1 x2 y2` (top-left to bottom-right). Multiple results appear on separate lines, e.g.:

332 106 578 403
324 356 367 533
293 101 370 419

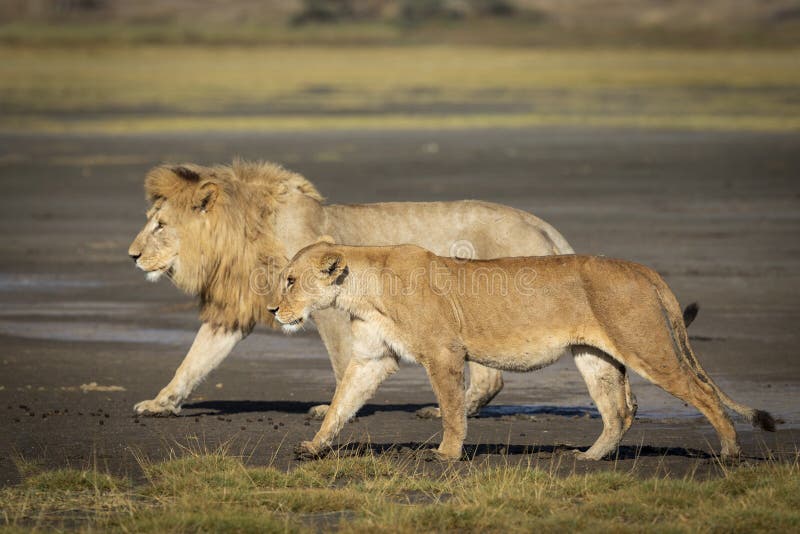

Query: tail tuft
752 409 776 432
682 302 700 328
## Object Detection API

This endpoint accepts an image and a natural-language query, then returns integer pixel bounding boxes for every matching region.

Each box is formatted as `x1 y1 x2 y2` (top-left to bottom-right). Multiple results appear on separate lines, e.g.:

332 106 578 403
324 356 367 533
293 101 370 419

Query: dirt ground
0 127 798 486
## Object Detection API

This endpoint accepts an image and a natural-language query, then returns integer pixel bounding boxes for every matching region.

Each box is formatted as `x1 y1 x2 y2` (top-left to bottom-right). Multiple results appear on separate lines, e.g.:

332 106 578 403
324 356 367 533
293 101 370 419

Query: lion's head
128 165 208 286
129 159 324 333
268 237 347 333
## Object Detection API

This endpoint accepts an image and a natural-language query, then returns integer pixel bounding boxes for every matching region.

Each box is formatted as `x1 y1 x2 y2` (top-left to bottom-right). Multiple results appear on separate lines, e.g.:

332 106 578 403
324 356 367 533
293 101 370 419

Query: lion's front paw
307 404 330 420
415 406 441 419
294 441 330 461
133 399 179 416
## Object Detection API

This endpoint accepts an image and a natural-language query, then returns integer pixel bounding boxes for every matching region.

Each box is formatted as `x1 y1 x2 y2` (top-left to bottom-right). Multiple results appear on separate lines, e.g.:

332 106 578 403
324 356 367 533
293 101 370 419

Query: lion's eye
155 221 165 233
286 276 295 288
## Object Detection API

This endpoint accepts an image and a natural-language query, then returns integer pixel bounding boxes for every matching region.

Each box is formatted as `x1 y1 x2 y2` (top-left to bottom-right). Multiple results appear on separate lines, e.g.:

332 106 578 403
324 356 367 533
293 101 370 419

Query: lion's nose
129 252 141 262
267 306 279 315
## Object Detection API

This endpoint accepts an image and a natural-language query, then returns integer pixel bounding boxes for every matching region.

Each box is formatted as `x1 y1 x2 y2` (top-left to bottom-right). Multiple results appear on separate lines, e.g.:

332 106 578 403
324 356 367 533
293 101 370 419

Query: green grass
1 45 799 134
1 447 799 532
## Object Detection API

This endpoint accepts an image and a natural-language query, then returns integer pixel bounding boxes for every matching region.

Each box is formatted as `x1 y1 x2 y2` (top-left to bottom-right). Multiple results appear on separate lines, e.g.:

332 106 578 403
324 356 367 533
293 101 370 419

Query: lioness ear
193 182 219 213
317 235 336 245
319 252 348 284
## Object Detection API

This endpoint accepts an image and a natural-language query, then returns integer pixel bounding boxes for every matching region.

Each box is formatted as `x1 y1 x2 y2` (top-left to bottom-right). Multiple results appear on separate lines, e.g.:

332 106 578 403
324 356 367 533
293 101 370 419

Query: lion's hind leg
464 362 504 416
415 362 502 419
573 346 637 460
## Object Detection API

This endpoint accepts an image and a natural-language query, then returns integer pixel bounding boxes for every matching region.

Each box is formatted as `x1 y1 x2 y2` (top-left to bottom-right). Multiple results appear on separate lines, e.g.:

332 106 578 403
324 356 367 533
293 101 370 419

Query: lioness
270 239 775 460
129 160 583 419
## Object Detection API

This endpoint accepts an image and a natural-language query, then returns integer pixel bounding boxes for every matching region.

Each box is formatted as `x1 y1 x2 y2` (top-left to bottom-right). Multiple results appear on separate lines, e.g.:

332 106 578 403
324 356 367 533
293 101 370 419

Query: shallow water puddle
0 301 149 317
0 274 106 291
0 319 194 345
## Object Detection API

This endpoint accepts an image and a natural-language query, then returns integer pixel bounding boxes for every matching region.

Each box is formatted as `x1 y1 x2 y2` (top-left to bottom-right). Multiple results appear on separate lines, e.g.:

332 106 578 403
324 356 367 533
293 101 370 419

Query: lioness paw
134 399 179 416
294 441 330 461
307 404 330 420
415 406 441 419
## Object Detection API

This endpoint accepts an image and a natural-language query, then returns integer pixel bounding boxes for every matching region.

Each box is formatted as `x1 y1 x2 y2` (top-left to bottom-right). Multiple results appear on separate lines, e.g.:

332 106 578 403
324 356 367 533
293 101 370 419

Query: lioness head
128 165 221 292
268 236 347 333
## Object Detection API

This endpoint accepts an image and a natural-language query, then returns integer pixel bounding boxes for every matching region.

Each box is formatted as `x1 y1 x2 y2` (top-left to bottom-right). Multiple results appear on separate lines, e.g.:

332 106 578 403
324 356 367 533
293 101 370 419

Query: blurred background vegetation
3 0 800 47
1 0 799 133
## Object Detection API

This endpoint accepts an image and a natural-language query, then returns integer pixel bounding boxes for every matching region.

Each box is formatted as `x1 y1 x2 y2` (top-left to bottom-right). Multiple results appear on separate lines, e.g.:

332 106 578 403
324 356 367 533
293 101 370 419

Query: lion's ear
317 235 336 245
193 182 219 213
319 252 348 284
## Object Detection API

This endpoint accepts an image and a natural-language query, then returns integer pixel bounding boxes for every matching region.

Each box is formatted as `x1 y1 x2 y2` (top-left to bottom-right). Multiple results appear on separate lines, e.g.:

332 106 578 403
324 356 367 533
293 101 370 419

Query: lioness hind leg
573 347 636 460
619 348 740 459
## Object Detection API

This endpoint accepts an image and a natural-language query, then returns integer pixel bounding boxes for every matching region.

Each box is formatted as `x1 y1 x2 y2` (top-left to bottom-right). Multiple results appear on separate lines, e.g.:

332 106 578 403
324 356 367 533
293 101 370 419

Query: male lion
129 159 582 418
270 239 775 461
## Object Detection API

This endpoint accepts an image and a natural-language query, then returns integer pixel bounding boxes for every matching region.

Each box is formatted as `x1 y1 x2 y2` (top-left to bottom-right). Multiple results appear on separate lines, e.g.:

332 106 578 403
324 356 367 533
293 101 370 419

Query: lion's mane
144 159 323 333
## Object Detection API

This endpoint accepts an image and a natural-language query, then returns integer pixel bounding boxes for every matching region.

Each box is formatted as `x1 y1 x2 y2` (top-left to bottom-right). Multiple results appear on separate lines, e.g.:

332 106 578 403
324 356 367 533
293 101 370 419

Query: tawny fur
272 242 775 461
129 160 578 417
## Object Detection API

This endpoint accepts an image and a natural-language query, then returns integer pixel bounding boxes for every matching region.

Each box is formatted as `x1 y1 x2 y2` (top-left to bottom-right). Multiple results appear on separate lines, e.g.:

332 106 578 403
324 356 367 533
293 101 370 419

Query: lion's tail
682 302 699 328
655 287 776 432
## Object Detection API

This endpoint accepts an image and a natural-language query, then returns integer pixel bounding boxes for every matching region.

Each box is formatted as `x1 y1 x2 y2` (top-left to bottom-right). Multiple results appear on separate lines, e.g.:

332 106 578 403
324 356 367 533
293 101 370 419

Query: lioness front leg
306 308 354 420
421 349 467 460
134 323 243 415
297 355 399 459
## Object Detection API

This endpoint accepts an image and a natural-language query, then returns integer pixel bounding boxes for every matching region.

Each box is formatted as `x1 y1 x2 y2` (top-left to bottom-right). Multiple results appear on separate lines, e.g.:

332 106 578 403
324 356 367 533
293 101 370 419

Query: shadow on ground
323 441 714 460
183 400 602 419
182 400 431 416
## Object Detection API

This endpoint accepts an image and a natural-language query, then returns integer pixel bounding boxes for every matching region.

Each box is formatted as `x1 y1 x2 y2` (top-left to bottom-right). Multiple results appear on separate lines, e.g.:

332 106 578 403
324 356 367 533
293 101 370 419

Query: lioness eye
155 221 165 232
286 276 295 288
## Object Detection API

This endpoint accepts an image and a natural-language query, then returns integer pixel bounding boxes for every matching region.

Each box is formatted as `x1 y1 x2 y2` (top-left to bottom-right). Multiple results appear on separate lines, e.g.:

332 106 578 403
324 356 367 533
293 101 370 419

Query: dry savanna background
2 0 800 134
1 0 800 532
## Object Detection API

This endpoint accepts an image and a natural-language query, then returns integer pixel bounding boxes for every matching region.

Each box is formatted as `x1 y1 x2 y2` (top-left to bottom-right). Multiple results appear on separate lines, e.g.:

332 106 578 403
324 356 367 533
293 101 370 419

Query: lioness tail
715 391 777 432
659 292 776 432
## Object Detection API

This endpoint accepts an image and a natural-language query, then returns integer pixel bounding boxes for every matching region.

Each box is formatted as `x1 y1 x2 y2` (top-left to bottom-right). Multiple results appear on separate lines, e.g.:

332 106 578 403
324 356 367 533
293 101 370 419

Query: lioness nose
129 252 141 262
267 306 279 315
